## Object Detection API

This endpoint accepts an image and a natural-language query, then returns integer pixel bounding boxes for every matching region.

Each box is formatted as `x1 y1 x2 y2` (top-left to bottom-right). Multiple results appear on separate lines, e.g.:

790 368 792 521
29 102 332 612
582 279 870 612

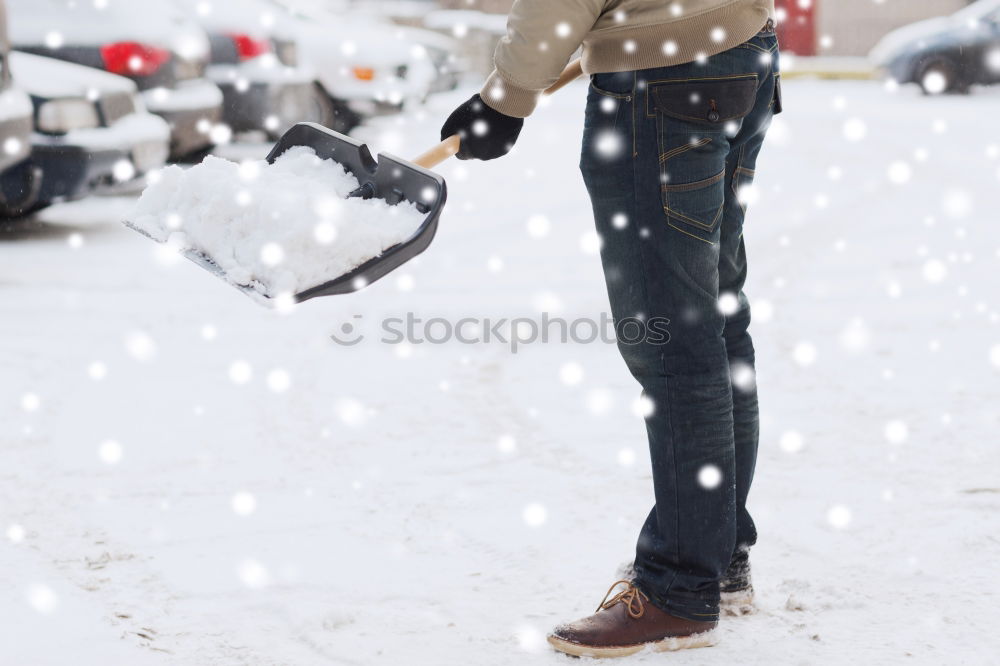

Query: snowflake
526 214 551 238
98 439 123 465
887 161 912 184
826 505 852 529
717 292 740 316
522 503 547 527
228 360 253 384
559 362 584 386
231 492 257 516
259 242 284 266
20 392 40 412
698 464 722 489
26 584 58 613
594 130 625 159
6 524 26 543
779 430 804 454
266 369 291 393
842 117 867 142
124 331 156 362
792 342 817 366
884 420 909 445
497 435 517 454
632 394 655 418
237 559 270 588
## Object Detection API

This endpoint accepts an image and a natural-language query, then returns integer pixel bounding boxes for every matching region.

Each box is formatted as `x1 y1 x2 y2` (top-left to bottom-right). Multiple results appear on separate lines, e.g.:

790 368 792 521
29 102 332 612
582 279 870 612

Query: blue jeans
580 29 780 622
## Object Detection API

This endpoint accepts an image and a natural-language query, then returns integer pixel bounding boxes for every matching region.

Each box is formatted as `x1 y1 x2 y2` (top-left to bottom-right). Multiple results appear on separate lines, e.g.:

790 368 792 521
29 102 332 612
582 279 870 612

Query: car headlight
36 98 100 133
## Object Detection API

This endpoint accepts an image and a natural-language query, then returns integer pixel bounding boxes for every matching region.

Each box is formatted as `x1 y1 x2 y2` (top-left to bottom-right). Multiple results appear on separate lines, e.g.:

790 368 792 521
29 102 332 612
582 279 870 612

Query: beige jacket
481 0 775 118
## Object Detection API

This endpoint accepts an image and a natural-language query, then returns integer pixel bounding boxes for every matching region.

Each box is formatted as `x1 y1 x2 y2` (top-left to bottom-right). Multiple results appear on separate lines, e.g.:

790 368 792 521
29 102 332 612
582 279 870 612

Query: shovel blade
267 123 447 302
124 123 447 306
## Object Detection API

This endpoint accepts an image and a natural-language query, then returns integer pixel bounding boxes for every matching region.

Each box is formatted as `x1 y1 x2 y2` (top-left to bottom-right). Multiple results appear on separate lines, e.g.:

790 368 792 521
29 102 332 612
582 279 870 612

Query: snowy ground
2 79 999 665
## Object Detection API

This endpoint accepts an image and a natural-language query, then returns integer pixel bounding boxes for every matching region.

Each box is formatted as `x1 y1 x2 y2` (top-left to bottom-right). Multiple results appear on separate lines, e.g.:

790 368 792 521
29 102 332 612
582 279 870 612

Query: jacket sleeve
480 0 605 118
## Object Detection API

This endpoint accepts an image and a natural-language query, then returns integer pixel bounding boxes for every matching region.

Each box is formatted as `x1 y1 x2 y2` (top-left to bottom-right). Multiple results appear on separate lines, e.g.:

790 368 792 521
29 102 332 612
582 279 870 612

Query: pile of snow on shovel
127 146 425 302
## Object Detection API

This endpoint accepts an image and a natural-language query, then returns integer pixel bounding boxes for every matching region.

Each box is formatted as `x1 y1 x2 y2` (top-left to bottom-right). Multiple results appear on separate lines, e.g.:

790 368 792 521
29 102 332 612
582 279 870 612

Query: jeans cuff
632 575 720 623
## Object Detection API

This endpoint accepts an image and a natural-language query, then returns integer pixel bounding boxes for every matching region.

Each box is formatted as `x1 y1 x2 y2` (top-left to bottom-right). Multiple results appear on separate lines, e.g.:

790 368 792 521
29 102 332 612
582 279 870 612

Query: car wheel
314 84 362 135
0 162 45 218
917 57 966 95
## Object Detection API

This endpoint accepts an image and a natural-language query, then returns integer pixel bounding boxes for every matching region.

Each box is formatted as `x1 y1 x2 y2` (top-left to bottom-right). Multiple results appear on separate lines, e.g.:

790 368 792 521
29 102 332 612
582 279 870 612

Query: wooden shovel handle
412 135 462 170
414 59 584 170
543 58 584 96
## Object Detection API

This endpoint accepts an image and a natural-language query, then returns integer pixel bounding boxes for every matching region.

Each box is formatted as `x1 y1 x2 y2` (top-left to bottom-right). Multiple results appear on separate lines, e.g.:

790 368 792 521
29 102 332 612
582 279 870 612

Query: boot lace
597 580 649 619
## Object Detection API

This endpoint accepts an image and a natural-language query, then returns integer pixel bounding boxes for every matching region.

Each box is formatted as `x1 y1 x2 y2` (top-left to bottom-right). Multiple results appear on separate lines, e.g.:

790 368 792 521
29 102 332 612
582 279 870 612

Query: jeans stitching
665 202 725 230
660 350 682 603
730 144 748 199
659 137 711 163
667 221 717 244
662 169 726 193
736 41 778 55
589 80 632 100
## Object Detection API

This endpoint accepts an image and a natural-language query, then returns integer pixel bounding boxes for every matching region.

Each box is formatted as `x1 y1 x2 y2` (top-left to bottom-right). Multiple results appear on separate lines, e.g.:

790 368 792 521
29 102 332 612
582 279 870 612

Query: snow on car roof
170 0 277 38
9 51 137 98
6 0 209 57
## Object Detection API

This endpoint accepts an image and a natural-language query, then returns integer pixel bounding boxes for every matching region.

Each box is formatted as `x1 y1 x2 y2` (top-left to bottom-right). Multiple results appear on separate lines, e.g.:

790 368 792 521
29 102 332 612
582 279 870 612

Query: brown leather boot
547 580 719 658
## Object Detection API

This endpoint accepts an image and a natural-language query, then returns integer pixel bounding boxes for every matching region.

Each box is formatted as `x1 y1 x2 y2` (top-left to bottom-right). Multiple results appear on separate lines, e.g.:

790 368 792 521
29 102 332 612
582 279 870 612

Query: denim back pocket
649 74 757 243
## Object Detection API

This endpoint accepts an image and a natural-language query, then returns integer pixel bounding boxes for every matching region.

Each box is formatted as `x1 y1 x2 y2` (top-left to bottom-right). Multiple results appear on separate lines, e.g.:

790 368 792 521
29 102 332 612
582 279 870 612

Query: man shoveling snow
437 0 780 658
125 0 781 656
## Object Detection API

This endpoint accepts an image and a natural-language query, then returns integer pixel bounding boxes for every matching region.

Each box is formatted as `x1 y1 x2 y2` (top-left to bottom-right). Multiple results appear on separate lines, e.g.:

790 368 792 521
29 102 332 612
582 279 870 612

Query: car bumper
142 80 224 158
29 113 171 204
213 77 319 137
874 55 916 85
29 145 129 204
344 97 405 117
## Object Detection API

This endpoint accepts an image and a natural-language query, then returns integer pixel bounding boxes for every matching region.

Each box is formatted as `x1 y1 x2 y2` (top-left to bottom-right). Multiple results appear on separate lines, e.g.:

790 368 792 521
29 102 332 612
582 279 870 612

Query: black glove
440 94 524 161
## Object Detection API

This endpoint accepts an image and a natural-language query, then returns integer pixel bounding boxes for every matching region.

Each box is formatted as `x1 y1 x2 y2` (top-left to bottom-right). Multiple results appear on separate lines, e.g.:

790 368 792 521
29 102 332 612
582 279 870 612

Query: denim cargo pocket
650 75 758 243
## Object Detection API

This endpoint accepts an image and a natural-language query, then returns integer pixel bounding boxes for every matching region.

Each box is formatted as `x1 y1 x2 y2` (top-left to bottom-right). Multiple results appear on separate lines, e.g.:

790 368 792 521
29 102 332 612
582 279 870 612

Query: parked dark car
170 0 332 139
870 0 1000 94
0 0 37 216
8 51 170 211
7 0 223 159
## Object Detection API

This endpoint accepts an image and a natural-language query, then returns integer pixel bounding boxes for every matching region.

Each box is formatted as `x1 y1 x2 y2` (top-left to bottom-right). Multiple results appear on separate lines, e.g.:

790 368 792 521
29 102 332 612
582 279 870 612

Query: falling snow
2 76 999 664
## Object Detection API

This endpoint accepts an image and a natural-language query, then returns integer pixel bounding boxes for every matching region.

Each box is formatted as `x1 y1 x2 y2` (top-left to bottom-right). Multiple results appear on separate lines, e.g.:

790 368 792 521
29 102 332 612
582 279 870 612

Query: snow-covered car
6 0 223 159
870 0 1000 94
264 0 439 127
9 51 169 210
0 0 37 216
168 0 331 139
388 24 465 95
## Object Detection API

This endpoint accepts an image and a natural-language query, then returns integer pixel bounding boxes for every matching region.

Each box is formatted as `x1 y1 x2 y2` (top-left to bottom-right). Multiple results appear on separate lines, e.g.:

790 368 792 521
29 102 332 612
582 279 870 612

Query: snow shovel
130 60 584 305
